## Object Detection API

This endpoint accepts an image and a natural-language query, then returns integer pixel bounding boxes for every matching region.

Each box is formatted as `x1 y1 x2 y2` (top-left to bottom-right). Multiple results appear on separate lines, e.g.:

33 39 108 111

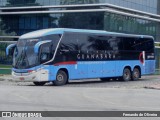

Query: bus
6 28 155 86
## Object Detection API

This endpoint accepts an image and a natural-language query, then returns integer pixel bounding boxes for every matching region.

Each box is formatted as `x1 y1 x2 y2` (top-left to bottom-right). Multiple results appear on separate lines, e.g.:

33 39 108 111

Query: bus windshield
13 34 61 69
13 39 40 69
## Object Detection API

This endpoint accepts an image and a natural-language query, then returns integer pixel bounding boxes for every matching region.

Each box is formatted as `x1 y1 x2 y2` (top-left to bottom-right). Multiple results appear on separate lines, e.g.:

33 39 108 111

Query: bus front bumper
12 71 45 82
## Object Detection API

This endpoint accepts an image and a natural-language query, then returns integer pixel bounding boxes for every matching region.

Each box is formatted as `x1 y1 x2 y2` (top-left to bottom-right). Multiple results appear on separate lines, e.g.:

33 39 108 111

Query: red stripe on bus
54 61 77 66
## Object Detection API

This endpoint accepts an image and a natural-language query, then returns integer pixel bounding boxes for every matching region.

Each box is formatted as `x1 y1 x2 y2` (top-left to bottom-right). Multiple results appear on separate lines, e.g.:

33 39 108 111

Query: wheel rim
124 69 131 80
57 74 64 82
125 72 130 79
133 69 139 79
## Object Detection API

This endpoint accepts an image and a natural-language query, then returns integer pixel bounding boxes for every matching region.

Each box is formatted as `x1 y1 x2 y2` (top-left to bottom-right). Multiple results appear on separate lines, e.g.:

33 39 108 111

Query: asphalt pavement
0 75 160 119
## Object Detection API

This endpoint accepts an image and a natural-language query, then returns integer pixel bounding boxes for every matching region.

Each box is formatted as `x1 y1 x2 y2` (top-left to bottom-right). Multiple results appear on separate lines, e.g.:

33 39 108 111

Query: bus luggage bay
6 28 155 86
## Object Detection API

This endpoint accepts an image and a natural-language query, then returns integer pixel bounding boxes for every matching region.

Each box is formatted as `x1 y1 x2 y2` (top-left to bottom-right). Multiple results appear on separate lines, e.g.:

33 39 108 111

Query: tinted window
43 34 61 51
60 32 88 51
123 37 154 52
123 37 136 51
87 35 122 51
87 35 111 51
142 38 154 52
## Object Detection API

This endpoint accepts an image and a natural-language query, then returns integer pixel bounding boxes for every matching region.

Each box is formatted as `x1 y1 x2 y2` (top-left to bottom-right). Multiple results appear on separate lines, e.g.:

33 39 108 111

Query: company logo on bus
77 52 116 60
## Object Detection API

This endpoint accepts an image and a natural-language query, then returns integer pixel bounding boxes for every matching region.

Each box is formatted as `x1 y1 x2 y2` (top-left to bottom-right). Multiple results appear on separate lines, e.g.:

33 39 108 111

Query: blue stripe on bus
12 60 155 81
48 60 155 81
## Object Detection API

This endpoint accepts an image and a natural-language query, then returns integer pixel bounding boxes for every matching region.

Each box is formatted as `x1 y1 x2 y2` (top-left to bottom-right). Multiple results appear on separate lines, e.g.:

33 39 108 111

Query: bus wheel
33 82 46 86
122 68 131 81
132 68 140 81
54 70 68 86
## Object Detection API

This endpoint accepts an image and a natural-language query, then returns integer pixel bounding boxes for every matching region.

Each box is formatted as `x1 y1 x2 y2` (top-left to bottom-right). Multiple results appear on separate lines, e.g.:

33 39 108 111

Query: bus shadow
18 78 149 87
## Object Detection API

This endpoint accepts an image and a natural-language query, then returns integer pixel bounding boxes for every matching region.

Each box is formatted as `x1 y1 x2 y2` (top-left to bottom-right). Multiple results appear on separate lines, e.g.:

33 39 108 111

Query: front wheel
132 68 140 81
33 82 46 86
53 70 68 86
122 68 131 81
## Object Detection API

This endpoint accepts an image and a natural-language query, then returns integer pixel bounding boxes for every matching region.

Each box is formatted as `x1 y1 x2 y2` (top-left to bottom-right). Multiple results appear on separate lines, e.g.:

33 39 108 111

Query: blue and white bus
6 28 155 86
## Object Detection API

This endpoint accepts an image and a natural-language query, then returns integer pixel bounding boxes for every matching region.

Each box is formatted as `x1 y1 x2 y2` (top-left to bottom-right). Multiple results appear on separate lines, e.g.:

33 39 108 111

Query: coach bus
6 28 155 86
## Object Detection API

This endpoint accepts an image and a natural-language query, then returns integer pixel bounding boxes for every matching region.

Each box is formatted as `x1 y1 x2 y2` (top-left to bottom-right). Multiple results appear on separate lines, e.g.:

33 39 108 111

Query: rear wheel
33 82 46 86
132 68 140 81
122 68 131 81
53 70 68 86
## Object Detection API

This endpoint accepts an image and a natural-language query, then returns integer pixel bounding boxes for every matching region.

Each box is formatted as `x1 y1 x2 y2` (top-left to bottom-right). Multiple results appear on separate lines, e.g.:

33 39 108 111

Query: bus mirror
6 44 16 56
34 40 51 54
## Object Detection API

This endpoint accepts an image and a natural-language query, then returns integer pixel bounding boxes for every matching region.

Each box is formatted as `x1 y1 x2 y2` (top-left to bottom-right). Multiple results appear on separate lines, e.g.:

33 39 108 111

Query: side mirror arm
6 44 16 56
34 40 51 54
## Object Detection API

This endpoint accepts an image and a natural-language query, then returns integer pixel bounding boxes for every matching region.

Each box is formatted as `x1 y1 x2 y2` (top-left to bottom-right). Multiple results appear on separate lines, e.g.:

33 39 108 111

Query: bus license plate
20 77 24 81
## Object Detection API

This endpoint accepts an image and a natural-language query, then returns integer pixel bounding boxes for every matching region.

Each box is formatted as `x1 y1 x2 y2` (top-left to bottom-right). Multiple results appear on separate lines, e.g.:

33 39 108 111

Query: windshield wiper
15 48 24 68
15 47 29 69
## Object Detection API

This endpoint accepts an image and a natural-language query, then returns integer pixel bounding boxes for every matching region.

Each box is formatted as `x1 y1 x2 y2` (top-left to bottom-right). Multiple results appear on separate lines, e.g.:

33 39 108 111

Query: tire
33 82 46 86
122 68 131 81
53 70 68 86
132 68 140 81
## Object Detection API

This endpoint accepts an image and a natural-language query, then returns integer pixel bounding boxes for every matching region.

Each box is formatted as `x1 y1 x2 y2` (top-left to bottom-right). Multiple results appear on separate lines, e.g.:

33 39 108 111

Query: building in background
0 0 160 72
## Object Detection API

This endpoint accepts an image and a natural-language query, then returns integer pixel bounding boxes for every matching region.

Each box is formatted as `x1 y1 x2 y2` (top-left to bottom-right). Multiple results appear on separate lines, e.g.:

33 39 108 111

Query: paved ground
0 75 160 89
0 75 160 119
0 83 160 111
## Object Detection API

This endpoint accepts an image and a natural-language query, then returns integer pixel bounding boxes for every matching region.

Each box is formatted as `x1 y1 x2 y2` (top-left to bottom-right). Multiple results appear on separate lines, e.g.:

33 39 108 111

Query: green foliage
0 18 16 39
0 64 12 69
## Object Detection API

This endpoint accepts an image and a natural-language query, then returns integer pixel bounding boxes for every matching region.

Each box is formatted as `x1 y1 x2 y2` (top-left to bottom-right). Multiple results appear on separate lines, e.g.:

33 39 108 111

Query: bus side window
123 37 135 51
43 34 61 55
40 43 52 63
129 38 154 52
74 33 88 53
60 32 79 52
117 37 124 51
143 38 154 52
87 35 112 51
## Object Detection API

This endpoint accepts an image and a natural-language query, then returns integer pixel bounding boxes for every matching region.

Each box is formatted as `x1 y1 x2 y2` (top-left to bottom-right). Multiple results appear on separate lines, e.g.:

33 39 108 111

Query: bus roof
20 28 154 39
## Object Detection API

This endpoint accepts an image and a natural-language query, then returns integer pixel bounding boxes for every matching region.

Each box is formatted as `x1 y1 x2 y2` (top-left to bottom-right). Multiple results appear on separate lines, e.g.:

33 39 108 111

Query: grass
0 64 12 74
0 69 11 74
0 64 12 68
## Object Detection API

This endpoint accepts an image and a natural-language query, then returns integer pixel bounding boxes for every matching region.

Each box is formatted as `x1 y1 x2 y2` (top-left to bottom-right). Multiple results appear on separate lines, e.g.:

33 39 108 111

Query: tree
0 18 16 40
